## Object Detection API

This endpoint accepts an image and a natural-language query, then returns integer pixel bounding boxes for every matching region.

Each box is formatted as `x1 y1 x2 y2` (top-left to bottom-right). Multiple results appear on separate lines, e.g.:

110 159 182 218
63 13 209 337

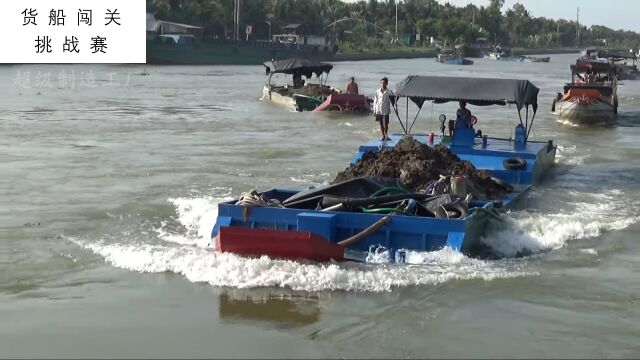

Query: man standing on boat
373 77 392 141
346 77 359 95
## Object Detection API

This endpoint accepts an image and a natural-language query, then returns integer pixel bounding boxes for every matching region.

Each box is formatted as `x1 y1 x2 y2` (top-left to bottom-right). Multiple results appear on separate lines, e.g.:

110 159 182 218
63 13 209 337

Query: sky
343 1 640 33
437 0 639 32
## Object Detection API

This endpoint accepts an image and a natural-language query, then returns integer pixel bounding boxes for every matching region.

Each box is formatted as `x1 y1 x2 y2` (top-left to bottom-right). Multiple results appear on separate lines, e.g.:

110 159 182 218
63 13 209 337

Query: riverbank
334 49 437 61
513 48 580 56
334 47 579 62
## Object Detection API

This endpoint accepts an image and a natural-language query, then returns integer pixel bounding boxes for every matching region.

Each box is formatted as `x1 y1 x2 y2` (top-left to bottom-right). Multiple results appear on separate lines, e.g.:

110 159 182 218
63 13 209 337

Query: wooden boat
553 60 618 125
214 76 557 263
262 58 370 113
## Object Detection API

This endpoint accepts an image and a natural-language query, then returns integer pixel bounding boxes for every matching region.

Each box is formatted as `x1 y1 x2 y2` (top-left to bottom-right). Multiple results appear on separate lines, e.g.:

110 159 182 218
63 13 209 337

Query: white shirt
373 87 392 115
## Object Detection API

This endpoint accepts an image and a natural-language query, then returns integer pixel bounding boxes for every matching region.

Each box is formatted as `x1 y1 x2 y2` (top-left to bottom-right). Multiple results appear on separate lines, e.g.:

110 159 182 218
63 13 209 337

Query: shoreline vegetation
333 47 579 61
148 0 640 55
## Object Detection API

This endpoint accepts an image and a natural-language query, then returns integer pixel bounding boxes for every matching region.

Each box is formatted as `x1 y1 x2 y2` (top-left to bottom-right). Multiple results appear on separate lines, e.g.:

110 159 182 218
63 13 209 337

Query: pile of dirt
332 137 508 199
296 84 338 98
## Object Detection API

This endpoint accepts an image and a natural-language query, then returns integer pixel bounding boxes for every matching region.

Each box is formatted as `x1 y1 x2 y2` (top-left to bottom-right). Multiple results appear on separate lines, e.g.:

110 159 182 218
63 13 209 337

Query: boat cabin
570 60 617 85
390 76 540 145
264 58 333 89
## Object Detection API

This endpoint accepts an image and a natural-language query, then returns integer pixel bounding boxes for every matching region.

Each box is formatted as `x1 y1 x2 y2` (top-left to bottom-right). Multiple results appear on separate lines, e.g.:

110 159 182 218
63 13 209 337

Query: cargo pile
332 137 509 199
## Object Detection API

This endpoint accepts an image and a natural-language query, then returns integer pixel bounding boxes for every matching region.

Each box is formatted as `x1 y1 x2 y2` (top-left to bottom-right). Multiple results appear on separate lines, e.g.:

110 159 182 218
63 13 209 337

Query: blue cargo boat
436 49 474 65
212 76 557 262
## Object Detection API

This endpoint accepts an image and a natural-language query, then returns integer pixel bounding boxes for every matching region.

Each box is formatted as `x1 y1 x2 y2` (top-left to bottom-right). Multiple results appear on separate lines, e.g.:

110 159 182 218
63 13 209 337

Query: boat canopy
264 58 333 78
394 75 539 113
572 60 614 73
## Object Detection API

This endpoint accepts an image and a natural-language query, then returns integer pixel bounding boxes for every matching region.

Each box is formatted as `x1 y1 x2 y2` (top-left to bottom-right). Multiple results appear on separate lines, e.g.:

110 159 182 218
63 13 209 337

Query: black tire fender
437 202 468 219
503 157 527 171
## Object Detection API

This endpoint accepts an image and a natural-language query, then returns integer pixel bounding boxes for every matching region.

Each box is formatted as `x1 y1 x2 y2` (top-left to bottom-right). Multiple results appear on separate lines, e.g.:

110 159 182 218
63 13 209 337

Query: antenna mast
576 7 580 47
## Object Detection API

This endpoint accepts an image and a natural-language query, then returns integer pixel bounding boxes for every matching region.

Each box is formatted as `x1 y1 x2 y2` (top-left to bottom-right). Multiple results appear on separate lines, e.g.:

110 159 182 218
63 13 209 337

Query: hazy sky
437 1 638 32
343 1 640 32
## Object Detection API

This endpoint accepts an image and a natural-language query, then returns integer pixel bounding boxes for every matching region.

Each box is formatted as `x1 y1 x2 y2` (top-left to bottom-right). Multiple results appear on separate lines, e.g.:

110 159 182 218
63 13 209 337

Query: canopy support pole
407 105 423 134
392 98 408 135
525 105 529 142
526 108 537 141
405 97 409 133
517 110 524 129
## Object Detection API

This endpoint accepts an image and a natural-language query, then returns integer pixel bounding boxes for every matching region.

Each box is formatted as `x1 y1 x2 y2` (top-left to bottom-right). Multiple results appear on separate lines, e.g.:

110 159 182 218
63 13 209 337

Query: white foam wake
155 195 232 248
555 145 588 166
482 189 639 257
71 238 532 292
72 181 638 292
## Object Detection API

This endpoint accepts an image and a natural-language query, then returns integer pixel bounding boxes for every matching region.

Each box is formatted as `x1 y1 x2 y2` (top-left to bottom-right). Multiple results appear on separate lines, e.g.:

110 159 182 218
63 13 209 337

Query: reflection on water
218 288 321 328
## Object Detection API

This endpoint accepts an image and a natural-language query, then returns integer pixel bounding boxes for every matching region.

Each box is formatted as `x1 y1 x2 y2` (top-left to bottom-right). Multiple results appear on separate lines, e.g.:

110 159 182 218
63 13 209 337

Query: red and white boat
314 93 371 112
553 60 618 125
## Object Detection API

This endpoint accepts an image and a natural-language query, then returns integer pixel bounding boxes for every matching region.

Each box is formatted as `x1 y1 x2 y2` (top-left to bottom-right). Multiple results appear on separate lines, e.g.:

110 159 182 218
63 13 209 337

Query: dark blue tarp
394 76 539 113
264 58 333 78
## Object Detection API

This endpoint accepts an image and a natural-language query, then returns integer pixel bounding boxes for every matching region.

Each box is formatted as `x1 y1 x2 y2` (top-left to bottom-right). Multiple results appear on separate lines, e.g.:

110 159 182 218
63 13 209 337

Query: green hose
369 187 411 198
362 187 411 215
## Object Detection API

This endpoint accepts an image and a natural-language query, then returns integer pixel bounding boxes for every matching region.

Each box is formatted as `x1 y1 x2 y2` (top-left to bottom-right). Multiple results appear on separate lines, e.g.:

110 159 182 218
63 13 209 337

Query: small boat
262 58 370 113
605 52 639 80
553 60 618 125
213 76 557 263
436 49 474 65
485 46 516 61
527 56 550 63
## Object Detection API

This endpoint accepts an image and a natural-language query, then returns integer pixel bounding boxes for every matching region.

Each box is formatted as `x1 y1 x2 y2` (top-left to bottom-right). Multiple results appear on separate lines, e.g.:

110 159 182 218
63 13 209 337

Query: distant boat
486 47 549 63
262 58 370 113
527 56 550 63
436 49 473 65
600 51 639 80
485 46 514 61
553 60 618 125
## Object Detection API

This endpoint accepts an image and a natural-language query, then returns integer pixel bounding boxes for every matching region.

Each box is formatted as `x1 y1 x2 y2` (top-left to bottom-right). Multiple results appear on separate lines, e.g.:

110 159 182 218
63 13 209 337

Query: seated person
292 73 305 88
455 100 473 129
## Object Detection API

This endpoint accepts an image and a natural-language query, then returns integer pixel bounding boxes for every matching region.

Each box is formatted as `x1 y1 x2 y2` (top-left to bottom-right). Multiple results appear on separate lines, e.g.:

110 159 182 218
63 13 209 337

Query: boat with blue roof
214 76 557 263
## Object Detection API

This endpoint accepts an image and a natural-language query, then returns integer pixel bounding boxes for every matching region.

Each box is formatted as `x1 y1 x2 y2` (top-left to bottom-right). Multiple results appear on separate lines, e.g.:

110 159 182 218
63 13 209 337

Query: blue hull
439 58 474 65
213 134 556 261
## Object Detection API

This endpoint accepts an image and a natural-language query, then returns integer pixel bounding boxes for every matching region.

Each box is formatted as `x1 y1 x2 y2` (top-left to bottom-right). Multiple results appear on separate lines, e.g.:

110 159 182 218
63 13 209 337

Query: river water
2 53 640 358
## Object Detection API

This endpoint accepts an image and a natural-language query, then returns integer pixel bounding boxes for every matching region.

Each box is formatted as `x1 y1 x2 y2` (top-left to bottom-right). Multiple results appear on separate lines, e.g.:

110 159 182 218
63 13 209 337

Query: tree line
147 0 640 50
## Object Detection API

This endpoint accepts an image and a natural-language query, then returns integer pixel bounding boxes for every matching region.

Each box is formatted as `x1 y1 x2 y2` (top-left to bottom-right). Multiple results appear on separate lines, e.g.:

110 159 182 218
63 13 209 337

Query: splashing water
71 142 639 292
69 195 537 292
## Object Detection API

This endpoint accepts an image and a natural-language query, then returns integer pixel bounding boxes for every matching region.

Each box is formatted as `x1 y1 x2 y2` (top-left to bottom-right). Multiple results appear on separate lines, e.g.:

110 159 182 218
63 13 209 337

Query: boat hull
528 56 550 63
262 86 299 111
262 86 324 112
438 58 474 65
555 98 616 124
314 94 371 113
213 191 496 262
